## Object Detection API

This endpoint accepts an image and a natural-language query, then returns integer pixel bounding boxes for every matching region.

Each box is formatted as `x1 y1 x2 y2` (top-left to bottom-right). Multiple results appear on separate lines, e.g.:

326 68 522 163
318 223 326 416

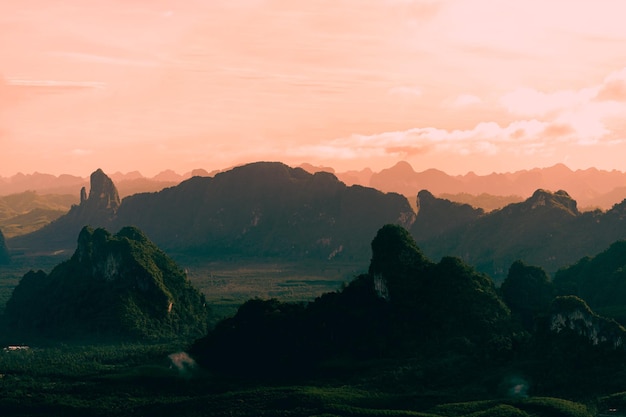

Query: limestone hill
4 226 209 341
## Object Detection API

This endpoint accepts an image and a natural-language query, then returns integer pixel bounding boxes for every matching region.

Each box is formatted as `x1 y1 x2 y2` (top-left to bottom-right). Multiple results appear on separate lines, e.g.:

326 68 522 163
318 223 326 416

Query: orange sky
2 0 626 177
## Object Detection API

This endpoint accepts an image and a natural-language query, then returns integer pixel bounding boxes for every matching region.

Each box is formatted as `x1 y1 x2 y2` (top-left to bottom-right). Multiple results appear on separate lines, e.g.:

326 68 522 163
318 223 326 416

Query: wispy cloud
289 119 553 162
499 67 626 143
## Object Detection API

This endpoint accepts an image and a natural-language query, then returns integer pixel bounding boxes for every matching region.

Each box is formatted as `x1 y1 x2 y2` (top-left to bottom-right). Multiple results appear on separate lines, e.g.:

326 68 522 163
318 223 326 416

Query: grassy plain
172 257 363 322
0 342 598 417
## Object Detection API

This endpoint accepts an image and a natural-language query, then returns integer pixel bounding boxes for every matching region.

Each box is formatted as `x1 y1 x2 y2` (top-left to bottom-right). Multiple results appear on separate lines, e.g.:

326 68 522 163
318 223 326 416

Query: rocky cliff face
549 296 626 349
84 169 121 212
4 226 209 341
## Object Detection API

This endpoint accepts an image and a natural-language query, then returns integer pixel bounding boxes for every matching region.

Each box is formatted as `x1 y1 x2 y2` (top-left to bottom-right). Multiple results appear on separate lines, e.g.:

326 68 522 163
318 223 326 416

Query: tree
501 260 554 330
368 224 432 308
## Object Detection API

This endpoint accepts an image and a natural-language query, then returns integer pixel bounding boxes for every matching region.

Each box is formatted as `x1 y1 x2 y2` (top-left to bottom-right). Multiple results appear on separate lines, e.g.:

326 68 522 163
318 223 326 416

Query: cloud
288 118 554 162
497 67 626 146
542 123 575 138
385 145 432 156
596 80 626 102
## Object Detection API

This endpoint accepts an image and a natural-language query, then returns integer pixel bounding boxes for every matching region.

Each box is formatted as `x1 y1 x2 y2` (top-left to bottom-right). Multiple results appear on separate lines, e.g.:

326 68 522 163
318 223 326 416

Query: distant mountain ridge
0 169 206 198
362 161 626 210
300 161 626 210
5 161 626 210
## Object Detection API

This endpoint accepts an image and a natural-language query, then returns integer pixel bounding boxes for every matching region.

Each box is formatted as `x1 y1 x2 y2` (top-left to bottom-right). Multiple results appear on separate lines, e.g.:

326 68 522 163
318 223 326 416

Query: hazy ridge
3 161 626 211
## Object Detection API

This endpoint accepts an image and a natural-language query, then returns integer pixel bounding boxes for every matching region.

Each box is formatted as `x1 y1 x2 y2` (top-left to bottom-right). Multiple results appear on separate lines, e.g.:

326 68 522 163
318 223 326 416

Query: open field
172 257 364 321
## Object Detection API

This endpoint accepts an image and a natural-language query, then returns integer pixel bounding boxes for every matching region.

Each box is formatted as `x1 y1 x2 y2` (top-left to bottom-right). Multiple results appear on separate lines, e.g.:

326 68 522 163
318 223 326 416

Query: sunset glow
3 0 626 177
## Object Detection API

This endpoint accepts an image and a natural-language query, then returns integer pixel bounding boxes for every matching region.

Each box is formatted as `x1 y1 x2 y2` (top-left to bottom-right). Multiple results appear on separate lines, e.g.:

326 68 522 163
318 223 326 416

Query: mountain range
0 169 212 198
4 161 626 211
7 162 626 284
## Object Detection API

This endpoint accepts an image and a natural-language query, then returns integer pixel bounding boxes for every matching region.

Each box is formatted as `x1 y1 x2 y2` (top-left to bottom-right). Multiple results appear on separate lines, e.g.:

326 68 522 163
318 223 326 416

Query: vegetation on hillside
4 226 210 341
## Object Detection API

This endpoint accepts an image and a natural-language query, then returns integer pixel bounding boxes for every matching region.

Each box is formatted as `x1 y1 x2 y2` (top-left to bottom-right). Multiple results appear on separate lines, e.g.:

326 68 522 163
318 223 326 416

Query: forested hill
10 162 415 263
4 225 209 341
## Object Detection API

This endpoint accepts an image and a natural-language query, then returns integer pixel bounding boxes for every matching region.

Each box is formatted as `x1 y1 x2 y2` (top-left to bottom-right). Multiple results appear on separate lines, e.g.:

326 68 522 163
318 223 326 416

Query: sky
2 0 626 177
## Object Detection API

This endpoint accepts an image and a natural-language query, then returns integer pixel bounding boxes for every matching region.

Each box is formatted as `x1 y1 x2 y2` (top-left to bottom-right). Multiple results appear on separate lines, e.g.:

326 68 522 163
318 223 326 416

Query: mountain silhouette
4 226 209 340
5 161 626 210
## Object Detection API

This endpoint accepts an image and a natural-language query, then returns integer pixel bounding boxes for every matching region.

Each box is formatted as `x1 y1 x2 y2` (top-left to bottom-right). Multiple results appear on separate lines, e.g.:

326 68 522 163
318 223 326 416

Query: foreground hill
11 162 416 262
411 189 626 281
190 224 511 375
4 226 209 341
190 224 626 402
